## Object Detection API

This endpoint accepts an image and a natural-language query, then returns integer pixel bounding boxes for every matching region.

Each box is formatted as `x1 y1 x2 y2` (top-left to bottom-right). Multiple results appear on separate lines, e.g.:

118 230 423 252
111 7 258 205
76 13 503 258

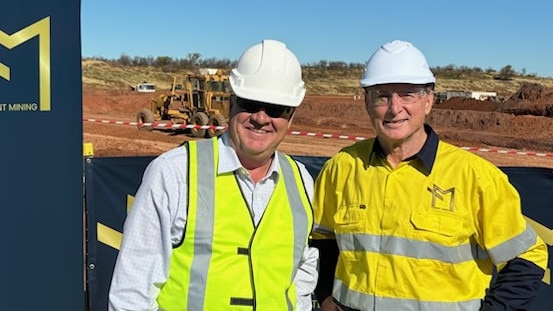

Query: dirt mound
435 82 553 117
427 110 512 130
427 83 553 153
508 82 551 101
296 96 370 132
499 82 553 116
435 97 500 112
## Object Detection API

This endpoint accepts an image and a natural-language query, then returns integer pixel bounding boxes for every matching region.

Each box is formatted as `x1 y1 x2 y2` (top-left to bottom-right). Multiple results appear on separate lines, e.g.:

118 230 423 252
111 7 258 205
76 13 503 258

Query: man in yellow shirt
311 39 548 311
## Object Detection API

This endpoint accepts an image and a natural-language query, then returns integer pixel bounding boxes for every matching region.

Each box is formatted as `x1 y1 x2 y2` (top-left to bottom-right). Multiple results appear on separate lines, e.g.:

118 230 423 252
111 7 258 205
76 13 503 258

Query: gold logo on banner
97 194 134 250
0 16 51 111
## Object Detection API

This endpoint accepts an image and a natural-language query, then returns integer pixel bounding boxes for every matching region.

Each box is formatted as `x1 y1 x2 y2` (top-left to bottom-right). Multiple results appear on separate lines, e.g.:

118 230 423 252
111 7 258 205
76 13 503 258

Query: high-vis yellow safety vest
313 138 547 311
157 138 313 311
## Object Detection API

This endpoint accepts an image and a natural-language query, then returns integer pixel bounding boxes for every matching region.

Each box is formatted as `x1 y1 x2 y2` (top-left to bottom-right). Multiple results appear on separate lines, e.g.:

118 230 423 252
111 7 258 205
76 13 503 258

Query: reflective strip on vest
187 138 216 310
279 150 310 284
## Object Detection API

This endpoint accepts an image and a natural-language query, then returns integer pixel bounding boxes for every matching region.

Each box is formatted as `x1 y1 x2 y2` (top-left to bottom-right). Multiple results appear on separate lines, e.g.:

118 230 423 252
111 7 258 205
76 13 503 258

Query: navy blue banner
85 155 552 311
85 156 155 311
0 1 83 310
499 166 553 310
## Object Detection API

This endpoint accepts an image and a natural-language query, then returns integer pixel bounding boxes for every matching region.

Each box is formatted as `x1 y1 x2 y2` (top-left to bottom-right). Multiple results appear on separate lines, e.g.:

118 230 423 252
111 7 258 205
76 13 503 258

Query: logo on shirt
428 184 455 212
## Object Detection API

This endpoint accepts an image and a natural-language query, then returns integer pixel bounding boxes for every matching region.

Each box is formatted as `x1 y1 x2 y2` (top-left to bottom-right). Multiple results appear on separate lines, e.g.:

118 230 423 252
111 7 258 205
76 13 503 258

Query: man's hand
320 296 341 311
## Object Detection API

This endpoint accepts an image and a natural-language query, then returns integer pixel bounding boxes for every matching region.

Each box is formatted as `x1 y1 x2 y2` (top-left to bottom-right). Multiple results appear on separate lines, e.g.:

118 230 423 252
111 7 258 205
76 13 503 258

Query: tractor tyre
137 108 155 131
190 112 209 138
207 114 228 137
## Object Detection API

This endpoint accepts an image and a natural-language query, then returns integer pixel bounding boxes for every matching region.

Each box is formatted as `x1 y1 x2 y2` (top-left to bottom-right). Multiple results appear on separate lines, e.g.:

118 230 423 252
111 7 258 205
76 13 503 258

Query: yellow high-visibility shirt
313 129 547 311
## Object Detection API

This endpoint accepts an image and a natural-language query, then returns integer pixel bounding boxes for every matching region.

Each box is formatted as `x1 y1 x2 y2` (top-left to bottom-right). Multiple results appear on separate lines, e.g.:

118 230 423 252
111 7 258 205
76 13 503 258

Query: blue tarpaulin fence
84 155 553 311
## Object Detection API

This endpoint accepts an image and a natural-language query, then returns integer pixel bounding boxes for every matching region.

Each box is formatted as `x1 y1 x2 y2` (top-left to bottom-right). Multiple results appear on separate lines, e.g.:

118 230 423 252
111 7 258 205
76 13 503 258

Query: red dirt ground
83 83 553 168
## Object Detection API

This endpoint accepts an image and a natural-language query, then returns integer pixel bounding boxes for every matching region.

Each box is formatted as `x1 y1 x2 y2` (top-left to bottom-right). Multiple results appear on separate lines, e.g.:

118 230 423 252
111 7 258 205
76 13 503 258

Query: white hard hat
360 40 436 87
229 39 306 107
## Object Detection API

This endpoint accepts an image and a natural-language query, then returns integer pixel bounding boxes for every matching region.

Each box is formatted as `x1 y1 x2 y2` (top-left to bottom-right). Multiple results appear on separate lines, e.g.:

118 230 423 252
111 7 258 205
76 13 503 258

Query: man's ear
425 92 434 115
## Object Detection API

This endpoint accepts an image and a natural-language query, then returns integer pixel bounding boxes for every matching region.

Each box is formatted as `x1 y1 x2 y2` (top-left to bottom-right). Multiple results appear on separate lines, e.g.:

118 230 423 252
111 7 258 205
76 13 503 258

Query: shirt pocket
410 208 469 244
333 202 367 233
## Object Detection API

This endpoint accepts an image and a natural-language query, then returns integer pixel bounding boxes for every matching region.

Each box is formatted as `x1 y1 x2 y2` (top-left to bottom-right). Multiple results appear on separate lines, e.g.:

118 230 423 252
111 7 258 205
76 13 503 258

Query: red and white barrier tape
83 118 553 158
459 147 553 158
84 119 229 130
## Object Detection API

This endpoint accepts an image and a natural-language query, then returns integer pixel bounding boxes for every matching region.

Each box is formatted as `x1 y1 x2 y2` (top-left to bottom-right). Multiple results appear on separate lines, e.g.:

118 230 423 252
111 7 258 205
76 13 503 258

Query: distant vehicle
136 68 231 138
130 82 156 93
435 90 499 104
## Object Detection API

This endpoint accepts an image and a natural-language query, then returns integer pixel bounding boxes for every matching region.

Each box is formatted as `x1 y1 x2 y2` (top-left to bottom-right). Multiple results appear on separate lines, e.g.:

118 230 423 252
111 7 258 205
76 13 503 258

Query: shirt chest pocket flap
334 202 367 230
411 209 465 238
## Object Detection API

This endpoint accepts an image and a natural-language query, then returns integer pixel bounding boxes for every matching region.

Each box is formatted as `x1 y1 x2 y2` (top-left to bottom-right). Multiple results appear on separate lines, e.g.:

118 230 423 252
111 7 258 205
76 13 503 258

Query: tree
154 56 172 68
186 53 201 67
495 65 515 80
117 53 132 66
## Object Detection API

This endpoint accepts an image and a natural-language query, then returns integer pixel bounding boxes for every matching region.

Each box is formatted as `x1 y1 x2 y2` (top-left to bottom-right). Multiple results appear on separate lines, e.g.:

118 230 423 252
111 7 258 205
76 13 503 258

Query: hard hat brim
360 75 436 87
231 85 305 107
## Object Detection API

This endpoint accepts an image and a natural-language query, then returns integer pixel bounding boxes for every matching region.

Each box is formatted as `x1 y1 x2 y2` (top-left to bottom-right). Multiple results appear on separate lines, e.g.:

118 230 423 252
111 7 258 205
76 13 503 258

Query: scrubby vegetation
83 55 553 99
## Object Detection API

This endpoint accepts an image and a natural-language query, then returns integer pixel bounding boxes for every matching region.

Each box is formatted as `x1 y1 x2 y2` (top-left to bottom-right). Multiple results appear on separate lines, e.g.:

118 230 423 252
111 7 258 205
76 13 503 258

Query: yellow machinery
136 68 231 138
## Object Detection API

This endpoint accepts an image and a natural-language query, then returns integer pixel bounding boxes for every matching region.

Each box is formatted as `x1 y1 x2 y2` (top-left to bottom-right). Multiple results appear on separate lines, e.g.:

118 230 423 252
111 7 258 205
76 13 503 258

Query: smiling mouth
384 119 407 125
247 127 270 134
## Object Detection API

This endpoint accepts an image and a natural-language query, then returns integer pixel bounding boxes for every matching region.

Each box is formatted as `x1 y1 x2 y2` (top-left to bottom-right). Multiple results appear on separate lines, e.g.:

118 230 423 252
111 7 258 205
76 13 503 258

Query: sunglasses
233 97 295 119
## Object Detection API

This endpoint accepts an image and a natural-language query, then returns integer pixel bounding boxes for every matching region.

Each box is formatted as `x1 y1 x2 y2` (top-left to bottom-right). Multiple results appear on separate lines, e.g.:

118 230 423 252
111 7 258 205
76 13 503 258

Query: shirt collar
372 124 439 174
416 124 439 173
218 132 280 179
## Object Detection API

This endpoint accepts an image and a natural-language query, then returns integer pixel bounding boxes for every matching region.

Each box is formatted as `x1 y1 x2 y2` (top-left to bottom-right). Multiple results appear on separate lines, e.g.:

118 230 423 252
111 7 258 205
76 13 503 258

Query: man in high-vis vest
109 39 318 311
311 40 548 311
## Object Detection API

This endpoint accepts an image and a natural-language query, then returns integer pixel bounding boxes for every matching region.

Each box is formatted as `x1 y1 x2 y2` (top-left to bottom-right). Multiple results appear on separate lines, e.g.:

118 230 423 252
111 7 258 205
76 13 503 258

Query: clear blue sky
81 0 553 78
